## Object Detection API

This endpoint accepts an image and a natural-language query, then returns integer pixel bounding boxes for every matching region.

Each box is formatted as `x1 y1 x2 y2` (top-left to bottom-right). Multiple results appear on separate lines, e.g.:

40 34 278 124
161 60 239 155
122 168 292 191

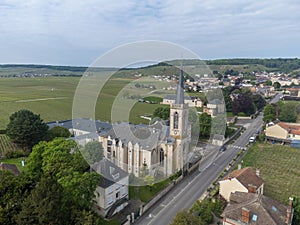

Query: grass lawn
1 157 28 172
239 143 300 203
129 178 171 202
129 173 181 202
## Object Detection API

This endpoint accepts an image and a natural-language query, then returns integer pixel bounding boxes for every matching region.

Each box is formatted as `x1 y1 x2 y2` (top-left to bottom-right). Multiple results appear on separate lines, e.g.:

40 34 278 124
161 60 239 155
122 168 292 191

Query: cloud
0 0 300 65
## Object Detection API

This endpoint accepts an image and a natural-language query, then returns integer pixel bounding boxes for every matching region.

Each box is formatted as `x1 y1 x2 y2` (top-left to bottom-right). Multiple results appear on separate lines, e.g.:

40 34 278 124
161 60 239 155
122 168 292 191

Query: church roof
105 121 169 150
175 67 184 104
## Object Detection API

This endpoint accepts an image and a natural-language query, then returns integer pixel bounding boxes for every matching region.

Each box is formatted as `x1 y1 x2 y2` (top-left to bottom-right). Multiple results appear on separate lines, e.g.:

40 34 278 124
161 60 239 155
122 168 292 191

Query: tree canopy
170 210 204 225
46 126 71 141
81 141 104 165
152 107 170 120
1 138 103 225
6 109 48 150
199 113 211 137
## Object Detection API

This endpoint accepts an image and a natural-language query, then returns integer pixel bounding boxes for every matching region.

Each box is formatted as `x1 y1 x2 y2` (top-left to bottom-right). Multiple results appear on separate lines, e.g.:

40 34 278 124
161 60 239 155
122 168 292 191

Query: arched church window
174 112 178 129
160 148 164 166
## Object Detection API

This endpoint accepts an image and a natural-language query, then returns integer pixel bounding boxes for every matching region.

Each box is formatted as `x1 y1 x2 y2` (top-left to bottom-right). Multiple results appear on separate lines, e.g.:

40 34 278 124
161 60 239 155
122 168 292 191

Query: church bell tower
170 67 189 139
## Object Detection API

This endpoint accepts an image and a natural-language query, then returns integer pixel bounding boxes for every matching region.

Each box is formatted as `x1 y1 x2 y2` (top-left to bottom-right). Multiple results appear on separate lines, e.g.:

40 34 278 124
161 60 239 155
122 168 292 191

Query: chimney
256 169 260 177
238 164 242 170
248 184 257 193
242 207 250 224
285 197 293 224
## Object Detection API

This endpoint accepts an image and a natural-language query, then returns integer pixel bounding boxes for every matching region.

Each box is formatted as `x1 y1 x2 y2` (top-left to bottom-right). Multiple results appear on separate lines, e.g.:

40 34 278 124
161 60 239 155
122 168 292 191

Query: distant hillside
0 64 117 77
1 58 300 77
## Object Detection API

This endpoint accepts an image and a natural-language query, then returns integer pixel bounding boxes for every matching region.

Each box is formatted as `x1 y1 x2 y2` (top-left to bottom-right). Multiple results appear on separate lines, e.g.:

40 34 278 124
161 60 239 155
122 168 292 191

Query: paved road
135 114 264 225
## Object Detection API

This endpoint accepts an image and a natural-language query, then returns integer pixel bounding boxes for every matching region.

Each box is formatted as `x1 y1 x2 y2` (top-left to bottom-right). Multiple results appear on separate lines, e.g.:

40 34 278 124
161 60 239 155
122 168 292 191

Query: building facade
99 68 191 178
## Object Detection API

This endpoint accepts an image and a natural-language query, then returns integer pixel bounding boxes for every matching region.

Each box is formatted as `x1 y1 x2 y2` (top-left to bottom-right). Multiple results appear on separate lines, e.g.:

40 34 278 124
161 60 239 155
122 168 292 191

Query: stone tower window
174 112 178 129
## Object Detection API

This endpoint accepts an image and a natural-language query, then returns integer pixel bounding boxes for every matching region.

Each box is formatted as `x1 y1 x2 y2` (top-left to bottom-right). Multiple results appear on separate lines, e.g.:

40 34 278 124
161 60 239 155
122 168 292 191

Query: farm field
239 143 300 203
0 134 23 157
0 76 185 129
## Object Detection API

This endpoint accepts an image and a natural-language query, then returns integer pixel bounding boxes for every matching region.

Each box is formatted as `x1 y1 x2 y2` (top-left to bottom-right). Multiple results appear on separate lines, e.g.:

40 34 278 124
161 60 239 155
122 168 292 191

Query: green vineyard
0 134 22 157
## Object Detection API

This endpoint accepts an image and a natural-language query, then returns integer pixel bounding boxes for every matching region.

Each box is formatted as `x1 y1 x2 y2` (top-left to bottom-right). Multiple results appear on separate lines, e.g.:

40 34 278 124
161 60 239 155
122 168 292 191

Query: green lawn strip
240 143 300 203
1 157 28 172
129 178 171 202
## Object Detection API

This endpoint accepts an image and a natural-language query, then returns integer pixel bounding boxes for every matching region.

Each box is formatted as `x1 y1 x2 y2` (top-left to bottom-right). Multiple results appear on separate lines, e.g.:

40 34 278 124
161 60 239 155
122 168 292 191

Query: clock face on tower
174 131 177 135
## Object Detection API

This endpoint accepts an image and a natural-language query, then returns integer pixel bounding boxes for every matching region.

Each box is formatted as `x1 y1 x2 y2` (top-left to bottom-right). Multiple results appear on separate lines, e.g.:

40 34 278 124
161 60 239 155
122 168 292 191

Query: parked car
219 146 227 152
249 136 256 143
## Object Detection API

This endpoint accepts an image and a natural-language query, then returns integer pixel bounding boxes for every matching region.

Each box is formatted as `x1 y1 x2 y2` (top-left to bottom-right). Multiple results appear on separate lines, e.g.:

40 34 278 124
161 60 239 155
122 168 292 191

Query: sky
0 0 300 66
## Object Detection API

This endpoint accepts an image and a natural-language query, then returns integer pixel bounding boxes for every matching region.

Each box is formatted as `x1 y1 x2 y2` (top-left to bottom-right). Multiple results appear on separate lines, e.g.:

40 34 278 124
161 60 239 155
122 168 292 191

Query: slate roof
104 121 170 150
222 167 264 189
0 163 20 176
222 192 291 225
47 118 112 134
208 99 223 105
212 134 225 141
91 159 128 188
164 94 192 100
175 68 184 104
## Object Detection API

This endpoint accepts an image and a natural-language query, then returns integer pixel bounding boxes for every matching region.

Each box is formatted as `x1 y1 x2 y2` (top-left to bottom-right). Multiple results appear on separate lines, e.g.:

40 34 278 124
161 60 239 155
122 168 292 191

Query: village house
203 99 225 117
92 159 129 218
161 95 203 107
265 122 300 144
219 167 264 201
222 192 293 225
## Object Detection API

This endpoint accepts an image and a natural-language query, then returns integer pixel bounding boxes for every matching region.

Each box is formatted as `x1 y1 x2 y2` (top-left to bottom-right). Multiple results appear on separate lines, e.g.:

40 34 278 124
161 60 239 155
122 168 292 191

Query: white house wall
219 178 248 201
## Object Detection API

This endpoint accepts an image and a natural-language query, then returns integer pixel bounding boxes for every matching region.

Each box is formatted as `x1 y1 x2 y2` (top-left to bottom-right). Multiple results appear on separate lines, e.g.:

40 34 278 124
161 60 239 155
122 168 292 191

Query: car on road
219 146 227 152
249 136 256 143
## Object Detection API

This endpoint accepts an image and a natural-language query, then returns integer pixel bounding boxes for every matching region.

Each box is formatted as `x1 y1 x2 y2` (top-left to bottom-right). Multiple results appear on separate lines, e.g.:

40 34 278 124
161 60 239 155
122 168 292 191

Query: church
99 69 191 178
47 69 192 178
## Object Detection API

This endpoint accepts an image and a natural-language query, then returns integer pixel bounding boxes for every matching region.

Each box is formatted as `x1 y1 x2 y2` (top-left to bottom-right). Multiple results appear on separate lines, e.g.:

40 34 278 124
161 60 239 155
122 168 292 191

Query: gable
265 124 288 139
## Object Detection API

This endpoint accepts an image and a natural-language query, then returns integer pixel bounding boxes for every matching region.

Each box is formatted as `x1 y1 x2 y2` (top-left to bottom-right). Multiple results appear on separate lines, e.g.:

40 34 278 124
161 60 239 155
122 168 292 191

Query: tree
152 107 170 120
190 199 213 224
199 113 211 137
263 104 276 122
27 138 100 207
15 177 65 225
144 175 155 190
170 210 204 225
46 126 71 141
81 141 104 164
293 196 300 225
273 81 281 89
6 109 48 150
264 79 272 86
232 91 256 116
278 102 298 122
0 171 34 225
252 94 266 111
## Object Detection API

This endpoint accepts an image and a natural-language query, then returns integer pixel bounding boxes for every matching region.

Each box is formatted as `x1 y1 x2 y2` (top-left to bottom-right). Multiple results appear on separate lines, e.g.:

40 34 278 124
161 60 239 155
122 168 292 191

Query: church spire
175 66 184 104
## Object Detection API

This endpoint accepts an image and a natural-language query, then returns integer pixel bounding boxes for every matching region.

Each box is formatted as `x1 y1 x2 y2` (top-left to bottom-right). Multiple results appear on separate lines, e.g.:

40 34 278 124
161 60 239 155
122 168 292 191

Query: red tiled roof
223 167 264 189
278 122 300 136
222 192 292 225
